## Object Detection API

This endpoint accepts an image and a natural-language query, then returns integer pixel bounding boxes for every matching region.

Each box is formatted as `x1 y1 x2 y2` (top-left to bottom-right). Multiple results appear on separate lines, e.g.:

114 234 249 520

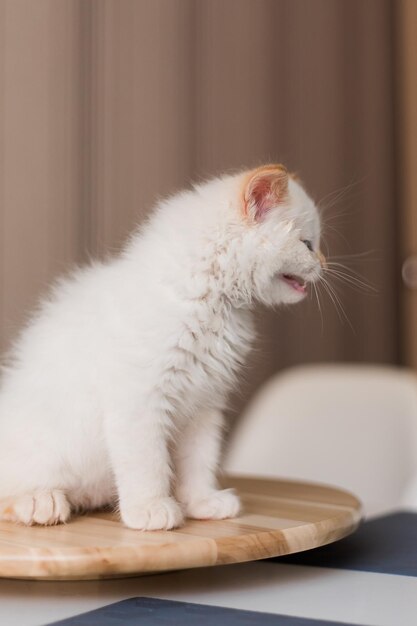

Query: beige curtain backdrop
0 0 398 414
397 0 417 369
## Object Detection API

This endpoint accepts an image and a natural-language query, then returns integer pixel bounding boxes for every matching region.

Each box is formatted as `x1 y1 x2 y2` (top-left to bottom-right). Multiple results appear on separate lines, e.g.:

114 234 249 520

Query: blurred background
0 0 416 422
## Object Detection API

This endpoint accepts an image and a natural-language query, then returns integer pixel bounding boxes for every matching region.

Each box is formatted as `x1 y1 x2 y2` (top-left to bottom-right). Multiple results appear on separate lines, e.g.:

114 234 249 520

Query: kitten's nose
317 250 327 269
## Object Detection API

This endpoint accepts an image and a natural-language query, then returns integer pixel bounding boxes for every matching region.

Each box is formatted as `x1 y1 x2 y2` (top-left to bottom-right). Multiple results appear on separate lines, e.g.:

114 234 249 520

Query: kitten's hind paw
185 489 241 520
0 490 71 525
120 496 184 531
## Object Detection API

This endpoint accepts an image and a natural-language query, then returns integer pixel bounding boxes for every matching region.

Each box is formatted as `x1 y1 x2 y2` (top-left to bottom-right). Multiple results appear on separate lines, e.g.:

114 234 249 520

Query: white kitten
0 165 324 530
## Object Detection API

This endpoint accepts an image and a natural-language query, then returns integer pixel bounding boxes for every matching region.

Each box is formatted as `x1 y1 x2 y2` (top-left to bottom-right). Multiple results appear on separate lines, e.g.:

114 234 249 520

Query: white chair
225 364 417 517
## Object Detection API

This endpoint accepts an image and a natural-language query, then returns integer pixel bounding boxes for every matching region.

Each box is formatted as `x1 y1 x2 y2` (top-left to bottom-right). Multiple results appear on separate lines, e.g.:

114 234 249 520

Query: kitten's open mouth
280 273 307 294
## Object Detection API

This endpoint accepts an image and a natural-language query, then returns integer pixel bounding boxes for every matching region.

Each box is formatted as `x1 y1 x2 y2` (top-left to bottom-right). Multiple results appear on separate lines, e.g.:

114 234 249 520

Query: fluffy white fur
0 165 323 530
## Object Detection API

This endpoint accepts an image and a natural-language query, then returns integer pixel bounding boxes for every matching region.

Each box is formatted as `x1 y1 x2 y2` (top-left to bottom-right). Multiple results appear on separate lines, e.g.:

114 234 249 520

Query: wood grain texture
0 476 362 580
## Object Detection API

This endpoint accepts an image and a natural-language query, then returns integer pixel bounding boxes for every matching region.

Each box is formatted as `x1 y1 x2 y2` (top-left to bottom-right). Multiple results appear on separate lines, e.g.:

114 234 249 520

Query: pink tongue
286 276 306 293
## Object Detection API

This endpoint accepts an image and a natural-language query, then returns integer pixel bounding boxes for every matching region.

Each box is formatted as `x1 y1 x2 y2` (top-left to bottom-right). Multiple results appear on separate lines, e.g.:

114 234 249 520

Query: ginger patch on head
242 164 289 222
289 171 303 184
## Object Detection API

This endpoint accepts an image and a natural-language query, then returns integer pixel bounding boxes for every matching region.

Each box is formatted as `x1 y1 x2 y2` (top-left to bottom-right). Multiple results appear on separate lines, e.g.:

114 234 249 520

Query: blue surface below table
47 597 358 626
277 511 417 577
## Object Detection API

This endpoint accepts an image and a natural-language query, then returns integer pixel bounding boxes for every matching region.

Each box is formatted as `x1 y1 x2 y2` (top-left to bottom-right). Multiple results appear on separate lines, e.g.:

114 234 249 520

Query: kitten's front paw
0 490 71 525
185 489 241 520
120 496 184 531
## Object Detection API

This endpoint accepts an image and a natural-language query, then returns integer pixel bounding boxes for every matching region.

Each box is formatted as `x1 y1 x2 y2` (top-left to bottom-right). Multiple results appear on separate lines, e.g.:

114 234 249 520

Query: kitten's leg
0 490 71 525
105 407 183 531
174 409 241 520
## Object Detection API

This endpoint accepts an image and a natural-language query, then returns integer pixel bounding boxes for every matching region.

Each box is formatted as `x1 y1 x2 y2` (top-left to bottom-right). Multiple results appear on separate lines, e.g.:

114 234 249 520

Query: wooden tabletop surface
0 476 362 581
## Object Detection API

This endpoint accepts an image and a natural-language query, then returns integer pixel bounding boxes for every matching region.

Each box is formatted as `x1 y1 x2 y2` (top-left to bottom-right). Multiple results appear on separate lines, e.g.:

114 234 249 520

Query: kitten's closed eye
302 239 313 252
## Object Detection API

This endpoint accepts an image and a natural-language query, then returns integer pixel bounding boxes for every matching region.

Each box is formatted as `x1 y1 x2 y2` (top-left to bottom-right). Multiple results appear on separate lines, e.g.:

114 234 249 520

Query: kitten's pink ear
242 164 289 222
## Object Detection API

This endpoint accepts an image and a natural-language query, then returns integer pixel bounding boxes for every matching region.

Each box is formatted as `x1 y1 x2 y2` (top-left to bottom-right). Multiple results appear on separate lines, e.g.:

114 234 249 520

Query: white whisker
319 275 355 333
324 266 377 294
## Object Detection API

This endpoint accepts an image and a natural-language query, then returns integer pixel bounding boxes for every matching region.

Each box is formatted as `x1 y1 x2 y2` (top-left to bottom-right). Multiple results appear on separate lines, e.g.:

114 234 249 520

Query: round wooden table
0 476 362 580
